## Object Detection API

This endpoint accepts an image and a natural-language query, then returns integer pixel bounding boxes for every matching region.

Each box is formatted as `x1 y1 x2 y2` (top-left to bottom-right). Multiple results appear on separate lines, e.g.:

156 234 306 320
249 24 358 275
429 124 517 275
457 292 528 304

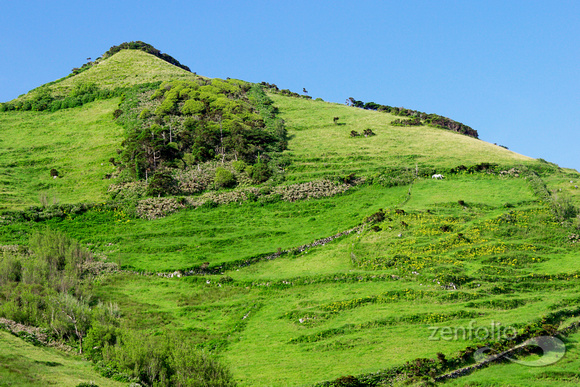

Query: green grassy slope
0 99 122 210
271 94 533 182
2 49 580 386
84 172 580 385
0 49 202 211
34 50 197 97
442 330 580 386
0 331 124 387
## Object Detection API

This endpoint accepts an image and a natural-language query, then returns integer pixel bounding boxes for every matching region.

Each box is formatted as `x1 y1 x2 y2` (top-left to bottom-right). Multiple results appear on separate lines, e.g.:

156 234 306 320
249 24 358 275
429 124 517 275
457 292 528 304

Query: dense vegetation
0 230 235 386
0 82 123 112
115 78 287 192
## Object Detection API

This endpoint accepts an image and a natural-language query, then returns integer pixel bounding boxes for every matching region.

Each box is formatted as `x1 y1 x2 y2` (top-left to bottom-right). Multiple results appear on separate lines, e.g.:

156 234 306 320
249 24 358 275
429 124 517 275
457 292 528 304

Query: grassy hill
28 49 198 98
1 45 580 386
0 330 124 387
270 94 533 182
0 99 121 210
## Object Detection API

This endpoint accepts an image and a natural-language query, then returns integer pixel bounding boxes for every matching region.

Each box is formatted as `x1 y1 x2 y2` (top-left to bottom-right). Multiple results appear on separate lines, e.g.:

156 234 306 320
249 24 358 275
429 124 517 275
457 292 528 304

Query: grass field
442 330 580 386
80 173 580 385
0 98 122 210
270 94 534 183
29 50 198 98
2 49 580 386
0 331 124 387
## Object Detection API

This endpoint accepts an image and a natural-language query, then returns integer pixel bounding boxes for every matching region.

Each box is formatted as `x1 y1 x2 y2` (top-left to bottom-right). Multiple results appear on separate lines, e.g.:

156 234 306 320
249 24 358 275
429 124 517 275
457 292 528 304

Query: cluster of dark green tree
0 230 235 386
347 97 478 138
118 79 287 185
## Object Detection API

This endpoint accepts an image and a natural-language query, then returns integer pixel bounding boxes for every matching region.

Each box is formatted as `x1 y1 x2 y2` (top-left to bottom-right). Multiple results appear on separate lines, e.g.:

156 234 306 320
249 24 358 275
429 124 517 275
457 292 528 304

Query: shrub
366 209 385 224
146 170 177 197
232 160 247 173
214 168 236 188
182 99 205 115
333 375 363 386
136 197 186 219
249 161 271 183
139 108 152 119
101 329 235 386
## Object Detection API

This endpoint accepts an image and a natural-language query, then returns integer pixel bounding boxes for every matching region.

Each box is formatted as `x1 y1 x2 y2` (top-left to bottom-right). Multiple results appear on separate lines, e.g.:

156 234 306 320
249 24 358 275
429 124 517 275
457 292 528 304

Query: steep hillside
0 330 125 386
270 94 533 182
25 49 198 100
0 99 121 210
1 44 580 387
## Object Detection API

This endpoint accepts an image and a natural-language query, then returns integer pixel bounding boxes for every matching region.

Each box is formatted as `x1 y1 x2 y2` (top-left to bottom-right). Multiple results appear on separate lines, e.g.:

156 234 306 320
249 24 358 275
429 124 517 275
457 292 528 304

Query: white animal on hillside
432 174 444 179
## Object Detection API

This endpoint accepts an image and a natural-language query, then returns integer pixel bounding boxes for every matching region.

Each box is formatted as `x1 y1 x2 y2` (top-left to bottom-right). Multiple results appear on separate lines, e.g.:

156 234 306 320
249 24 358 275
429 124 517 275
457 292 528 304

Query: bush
232 160 247 173
249 161 271 183
139 108 152 119
146 170 177 197
214 168 236 188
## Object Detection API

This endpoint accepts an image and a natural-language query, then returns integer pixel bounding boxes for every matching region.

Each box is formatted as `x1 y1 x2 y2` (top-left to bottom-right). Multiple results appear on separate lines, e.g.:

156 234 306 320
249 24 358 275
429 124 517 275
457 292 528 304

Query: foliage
214 167 236 188
246 160 271 183
146 169 178 197
136 197 187 220
0 230 118 353
117 81 287 183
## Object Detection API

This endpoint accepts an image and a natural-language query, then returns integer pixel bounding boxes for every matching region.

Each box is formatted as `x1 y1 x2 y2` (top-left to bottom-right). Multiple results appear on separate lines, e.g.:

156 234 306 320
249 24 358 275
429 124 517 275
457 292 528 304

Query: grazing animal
395 209 405 215
432 174 444 179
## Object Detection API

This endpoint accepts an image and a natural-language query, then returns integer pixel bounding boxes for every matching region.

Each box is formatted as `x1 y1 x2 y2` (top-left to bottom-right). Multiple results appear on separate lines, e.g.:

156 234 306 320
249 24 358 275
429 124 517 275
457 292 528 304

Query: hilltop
1 43 580 386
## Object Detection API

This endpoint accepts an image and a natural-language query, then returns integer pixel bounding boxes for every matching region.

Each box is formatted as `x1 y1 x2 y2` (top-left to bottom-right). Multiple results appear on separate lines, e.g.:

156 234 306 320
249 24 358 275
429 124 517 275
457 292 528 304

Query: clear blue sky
1 0 578 170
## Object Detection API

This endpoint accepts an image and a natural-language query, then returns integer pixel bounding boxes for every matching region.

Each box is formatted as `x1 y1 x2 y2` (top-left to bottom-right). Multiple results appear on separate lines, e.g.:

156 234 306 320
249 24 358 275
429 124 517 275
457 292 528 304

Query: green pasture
270 94 535 182
81 174 580 385
0 99 122 210
0 330 124 387
32 50 197 98
0 184 408 271
443 330 580 386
